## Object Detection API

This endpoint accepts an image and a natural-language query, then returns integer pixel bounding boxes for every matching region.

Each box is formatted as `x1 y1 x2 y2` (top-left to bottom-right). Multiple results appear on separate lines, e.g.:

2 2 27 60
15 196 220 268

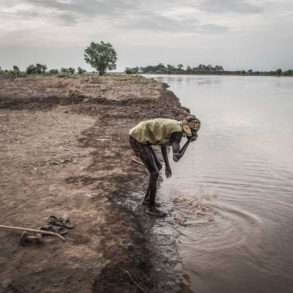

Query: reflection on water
148 75 293 293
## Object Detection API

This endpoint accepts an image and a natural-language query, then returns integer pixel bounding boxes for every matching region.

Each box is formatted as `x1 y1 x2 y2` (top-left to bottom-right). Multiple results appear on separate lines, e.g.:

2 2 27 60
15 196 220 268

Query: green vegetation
0 64 88 79
125 63 224 74
84 41 117 76
48 69 59 75
77 67 86 74
60 67 75 75
125 63 293 77
26 63 47 75
0 41 118 78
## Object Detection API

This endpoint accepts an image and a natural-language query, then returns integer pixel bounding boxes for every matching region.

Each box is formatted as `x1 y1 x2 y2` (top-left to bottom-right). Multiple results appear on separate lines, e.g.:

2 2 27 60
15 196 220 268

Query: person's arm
172 139 190 162
172 131 198 162
161 131 197 178
161 145 172 178
160 132 183 178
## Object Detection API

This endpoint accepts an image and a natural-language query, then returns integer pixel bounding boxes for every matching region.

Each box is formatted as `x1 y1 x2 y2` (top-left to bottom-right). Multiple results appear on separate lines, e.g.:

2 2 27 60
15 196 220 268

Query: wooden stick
121 269 146 293
0 225 66 241
131 158 144 166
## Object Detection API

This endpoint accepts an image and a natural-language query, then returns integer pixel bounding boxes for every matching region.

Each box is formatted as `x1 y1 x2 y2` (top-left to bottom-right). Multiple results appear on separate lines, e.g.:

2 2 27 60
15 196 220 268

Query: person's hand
188 131 198 142
165 167 172 178
190 135 197 142
156 161 162 171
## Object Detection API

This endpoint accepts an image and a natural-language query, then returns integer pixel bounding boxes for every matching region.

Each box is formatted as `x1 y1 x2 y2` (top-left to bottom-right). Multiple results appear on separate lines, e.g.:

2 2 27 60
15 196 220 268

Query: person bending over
129 114 200 217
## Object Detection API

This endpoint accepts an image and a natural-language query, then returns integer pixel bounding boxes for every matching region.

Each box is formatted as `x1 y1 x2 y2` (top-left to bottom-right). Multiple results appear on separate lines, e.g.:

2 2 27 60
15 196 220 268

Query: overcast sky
0 0 293 71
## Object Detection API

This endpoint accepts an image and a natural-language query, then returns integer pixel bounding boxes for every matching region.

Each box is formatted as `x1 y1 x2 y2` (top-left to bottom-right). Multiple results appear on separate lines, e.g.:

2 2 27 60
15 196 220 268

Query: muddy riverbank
0 75 189 293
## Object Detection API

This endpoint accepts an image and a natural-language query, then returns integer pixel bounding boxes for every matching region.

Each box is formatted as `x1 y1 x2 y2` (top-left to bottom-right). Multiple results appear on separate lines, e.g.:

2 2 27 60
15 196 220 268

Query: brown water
149 75 293 293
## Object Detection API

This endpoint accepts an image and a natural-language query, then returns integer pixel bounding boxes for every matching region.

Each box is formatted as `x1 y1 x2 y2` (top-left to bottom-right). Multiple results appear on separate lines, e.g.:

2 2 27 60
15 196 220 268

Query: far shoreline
140 72 293 78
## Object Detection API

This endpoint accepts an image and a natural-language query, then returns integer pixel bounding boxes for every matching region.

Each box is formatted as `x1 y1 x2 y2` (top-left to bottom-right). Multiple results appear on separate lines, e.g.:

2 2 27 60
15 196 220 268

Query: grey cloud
0 3 79 26
59 13 79 26
0 0 20 8
0 0 135 27
124 14 199 33
24 0 230 33
198 0 263 14
24 0 137 17
7 0 231 32
17 0 140 26
122 13 228 34
199 24 229 33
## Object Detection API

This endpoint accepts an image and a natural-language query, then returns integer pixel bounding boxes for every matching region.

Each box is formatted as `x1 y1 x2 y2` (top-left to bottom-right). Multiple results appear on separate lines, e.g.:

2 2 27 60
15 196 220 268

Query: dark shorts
129 136 160 173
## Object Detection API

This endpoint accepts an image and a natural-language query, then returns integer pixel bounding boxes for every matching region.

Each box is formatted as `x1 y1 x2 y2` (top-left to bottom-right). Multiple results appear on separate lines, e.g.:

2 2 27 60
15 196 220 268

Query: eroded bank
0 75 189 293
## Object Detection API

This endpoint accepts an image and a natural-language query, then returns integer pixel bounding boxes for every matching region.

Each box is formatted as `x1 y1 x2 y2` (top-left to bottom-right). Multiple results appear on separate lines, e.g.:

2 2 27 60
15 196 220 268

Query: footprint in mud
171 195 263 251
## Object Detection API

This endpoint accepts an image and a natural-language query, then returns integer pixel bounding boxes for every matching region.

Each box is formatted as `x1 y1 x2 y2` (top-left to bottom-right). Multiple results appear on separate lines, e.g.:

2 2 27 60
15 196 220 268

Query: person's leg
145 166 166 217
149 147 162 171
148 169 159 206
139 145 160 205
144 185 151 202
129 136 158 201
129 137 165 216
142 148 162 206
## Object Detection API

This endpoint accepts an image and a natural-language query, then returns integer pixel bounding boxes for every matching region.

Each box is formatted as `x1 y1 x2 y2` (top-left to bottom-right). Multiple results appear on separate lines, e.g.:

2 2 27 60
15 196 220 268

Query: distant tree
36 63 47 74
207 64 213 72
177 64 184 73
198 64 207 71
48 69 59 75
155 63 166 73
26 64 36 74
68 67 75 74
191 67 199 73
12 65 21 76
84 41 117 75
284 69 293 76
60 67 75 75
77 67 86 74
125 67 139 74
215 65 224 72
166 64 175 74
13 65 20 73
60 68 68 74
26 63 47 74
186 66 192 74
276 68 282 76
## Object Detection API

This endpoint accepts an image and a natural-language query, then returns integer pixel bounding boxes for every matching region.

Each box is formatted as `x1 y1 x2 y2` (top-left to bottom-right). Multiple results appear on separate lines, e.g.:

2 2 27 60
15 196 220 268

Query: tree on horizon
84 41 117 76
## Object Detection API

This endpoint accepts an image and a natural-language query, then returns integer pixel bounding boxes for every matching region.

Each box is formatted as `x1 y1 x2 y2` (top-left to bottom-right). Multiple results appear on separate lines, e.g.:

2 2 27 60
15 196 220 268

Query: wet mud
0 75 189 293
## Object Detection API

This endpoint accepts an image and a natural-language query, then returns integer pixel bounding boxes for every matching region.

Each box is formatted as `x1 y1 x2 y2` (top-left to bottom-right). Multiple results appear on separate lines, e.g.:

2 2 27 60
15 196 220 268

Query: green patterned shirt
129 118 183 145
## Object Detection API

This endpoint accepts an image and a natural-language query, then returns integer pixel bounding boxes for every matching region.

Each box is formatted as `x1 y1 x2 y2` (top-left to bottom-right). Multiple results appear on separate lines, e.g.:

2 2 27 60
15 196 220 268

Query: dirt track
0 75 188 293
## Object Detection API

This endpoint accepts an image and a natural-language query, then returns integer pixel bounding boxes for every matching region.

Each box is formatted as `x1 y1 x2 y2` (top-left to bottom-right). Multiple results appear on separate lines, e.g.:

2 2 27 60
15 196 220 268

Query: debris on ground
0 223 66 245
40 215 75 236
20 215 74 246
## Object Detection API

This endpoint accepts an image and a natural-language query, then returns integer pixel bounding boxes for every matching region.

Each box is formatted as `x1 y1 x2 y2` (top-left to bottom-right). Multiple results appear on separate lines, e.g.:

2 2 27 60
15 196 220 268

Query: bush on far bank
124 63 293 77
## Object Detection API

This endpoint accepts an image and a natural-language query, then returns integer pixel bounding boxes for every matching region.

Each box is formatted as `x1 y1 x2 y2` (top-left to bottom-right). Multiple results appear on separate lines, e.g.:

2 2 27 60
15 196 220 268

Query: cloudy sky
0 0 292 71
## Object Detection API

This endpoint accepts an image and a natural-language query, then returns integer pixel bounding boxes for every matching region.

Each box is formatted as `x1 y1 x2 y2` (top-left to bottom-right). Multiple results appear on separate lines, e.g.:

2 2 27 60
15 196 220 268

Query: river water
148 75 293 293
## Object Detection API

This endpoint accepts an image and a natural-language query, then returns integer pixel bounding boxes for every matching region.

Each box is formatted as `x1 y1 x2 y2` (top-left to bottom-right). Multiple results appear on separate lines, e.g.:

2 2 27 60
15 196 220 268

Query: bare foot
145 206 167 218
142 199 161 207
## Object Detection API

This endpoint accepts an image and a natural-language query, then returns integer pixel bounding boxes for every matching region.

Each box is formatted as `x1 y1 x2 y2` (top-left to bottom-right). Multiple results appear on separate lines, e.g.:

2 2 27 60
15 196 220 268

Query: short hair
182 114 201 136
185 114 198 122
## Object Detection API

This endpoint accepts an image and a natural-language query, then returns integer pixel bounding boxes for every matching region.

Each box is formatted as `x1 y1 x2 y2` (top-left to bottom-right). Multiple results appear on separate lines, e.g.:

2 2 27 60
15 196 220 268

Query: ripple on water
172 196 263 251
